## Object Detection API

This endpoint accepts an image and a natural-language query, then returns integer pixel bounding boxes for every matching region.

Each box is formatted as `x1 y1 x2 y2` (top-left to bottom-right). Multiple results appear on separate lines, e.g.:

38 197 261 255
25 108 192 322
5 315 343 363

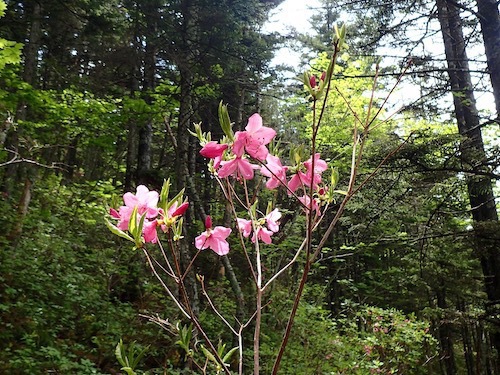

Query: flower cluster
237 208 282 245
200 113 276 180
108 111 333 256
196 111 330 216
107 182 188 247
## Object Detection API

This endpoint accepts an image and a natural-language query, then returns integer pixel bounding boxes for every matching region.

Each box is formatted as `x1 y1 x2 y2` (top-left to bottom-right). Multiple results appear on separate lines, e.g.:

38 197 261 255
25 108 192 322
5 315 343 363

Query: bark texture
476 0 500 119
436 0 500 366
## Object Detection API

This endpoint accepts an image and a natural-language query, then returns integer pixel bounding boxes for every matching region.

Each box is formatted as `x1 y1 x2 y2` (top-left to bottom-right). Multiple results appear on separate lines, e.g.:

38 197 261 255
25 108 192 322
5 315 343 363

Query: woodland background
0 0 499 373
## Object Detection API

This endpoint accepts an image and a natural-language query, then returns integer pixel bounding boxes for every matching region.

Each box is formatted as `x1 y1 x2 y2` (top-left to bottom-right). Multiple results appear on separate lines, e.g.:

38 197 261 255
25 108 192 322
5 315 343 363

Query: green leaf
121 367 137 375
330 167 339 189
222 346 239 363
159 178 171 210
105 218 134 242
0 1 6 18
128 206 139 237
128 206 146 247
129 344 149 369
333 190 348 196
115 340 129 368
166 188 185 211
218 101 234 141
200 344 217 363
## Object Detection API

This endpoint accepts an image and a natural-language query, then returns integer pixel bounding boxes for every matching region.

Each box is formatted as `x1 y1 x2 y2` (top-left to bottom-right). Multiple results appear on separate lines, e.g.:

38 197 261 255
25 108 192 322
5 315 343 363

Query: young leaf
200 344 217 364
159 178 171 209
166 188 186 211
222 346 239 363
105 218 134 243
218 101 234 141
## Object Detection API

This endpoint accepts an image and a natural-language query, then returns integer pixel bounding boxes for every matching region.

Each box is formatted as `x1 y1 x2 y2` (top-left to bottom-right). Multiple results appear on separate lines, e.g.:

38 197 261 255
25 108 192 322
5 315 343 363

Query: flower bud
205 215 212 229
309 75 317 88
171 201 189 217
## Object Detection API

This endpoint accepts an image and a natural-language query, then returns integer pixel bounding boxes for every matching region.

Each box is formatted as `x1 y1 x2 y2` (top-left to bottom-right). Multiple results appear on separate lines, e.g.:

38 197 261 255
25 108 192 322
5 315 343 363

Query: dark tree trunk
458 299 475 374
436 0 500 366
21 1 42 88
175 0 200 313
437 288 457 375
137 1 159 186
476 0 500 119
5 1 43 245
176 64 199 313
124 5 141 192
64 133 81 182
125 119 138 192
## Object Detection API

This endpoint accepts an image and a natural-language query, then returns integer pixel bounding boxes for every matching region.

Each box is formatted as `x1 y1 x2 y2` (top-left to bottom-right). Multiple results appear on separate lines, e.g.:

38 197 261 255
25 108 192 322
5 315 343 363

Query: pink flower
288 171 308 194
237 218 252 238
195 216 232 256
109 208 120 219
170 201 189 217
255 227 274 244
115 185 159 231
110 185 161 244
265 208 281 233
236 208 281 244
143 220 159 243
304 153 328 190
200 141 228 159
261 154 287 189
235 114 276 161
218 157 257 180
298 195 320 215
232 131 247 158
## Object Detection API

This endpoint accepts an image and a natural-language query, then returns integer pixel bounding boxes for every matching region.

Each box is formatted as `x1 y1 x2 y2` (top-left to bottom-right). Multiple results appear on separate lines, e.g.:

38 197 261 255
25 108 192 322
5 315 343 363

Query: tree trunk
436 0 500 366
476 0 500 119
437 287 457 375
7 177 32 246
5 1 43 244
175 0 199 312
125 119 138 192
458 299 475 374
137 1 159 186
21 1 42 87
176 62 199 313
124 4 141 192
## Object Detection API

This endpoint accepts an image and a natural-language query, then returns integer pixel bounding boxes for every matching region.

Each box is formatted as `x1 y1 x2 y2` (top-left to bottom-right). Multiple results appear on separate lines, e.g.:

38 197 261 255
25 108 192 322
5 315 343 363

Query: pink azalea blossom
232 131 246 158
218 157 257 180
195 216 232 256
109 208 120 219
304 153 328 190
288 171 308 194
235 114 276 161
170 201 189 217
309 75 317 88
143 220 159 243
237 218 252 238
237 208 281 244
218 130 259 179
115 185 159 231
110 185 161 244
298 195 320 215
265 208 282 233
255 227 274 244
200 141 228 159
261 154 287 189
